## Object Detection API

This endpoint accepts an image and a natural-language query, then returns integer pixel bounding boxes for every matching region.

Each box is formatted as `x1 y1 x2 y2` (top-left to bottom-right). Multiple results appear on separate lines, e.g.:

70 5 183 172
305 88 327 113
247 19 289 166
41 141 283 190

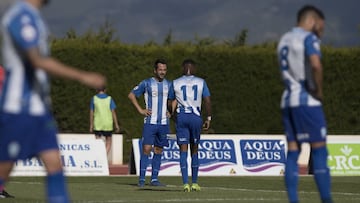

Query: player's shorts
282 106 327 143
0 112 59 161
94 130 113 137
176 113 202 145
142 123 169 147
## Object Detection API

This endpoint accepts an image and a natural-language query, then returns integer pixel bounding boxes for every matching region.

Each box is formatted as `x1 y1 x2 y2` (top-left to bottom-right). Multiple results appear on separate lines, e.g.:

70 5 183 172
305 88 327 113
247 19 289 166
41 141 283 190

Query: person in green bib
89 87 120 157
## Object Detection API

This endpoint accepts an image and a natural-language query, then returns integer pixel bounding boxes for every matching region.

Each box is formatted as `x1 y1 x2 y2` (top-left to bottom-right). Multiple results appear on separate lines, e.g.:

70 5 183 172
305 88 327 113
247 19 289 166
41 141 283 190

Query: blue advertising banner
240 139 286 173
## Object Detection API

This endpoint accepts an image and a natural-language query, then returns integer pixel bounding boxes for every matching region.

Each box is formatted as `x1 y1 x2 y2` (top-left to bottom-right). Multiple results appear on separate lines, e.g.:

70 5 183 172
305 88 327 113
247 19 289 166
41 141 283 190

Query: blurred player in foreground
277 5 332 203
128 59 172 187
0 0 105 202
170 59 211 192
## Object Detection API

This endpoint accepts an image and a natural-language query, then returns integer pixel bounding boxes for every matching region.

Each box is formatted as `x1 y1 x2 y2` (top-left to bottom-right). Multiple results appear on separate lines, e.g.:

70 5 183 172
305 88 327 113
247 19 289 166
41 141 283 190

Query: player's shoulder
4 2 36 22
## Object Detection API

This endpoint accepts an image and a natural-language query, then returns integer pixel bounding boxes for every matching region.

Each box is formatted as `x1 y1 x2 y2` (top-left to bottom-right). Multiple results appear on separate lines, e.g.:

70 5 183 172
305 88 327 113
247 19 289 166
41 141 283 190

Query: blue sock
0 178 5 191
312 146 332 202
180 151 188 184
191 153 199 184
285 150 300 203
151 153 162 182
46 170 69 203
139 153 149 182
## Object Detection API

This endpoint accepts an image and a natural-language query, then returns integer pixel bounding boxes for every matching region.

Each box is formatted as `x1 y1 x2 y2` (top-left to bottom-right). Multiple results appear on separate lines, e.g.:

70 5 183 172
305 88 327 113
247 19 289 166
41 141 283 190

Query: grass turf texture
3 176 360 203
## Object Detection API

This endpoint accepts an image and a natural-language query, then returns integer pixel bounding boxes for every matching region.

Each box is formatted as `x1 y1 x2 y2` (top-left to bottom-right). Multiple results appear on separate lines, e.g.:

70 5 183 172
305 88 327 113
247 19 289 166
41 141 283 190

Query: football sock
312 146 332 202
151 153 162 182
0 178 4 191
180 151 188 184
139 153 149 181
191 153 199 183
285 150 300 203
46 170 69 203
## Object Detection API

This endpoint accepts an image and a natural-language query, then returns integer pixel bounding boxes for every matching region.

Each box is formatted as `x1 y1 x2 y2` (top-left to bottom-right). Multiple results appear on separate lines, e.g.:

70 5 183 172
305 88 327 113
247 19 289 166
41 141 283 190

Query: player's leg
189 114 202 191
150 146 165 186
0 162 15 198
311 142 332 203
282 108 300 203
104 132 112 156
285 141 300 203
307 107 332 203
139 124 155 187
190 143 201 191
40 149 70 203
179 144 190 191
150 125 169 186
176 114 190 191
38 114 70 203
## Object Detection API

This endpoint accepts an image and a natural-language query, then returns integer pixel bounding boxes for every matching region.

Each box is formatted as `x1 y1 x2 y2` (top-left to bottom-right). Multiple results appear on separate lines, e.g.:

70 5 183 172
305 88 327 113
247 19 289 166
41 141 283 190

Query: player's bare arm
309 54 323 101
112 110 120 133
203 96 212 130
26 47 106 89
89 110 94 133
128 92 151 116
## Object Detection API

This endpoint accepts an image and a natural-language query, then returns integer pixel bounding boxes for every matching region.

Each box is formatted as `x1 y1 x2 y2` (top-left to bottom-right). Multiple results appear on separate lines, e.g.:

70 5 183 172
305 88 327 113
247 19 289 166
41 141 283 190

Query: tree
224 29 248 47
163 29 173 46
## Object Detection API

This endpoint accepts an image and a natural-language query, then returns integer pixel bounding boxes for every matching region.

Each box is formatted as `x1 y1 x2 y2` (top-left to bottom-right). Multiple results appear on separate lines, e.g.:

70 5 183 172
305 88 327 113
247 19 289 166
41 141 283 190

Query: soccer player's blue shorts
176 113 202 145
282 106 327 143
142 123 169 147
0 112 59 161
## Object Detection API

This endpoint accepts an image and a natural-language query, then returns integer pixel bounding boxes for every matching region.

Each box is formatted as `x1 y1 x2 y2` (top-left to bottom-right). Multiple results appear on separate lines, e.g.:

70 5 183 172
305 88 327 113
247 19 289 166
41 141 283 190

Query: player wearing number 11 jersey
169 59 212 192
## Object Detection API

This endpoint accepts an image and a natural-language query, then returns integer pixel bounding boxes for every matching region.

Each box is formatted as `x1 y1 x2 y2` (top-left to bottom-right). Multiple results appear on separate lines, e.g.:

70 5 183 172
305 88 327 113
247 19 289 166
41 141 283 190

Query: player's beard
311 23 321 38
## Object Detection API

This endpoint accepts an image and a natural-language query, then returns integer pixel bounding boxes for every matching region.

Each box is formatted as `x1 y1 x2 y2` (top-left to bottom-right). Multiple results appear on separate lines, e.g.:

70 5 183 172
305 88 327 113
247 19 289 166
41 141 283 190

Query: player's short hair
96 86 106 92
297 5 325 23
154 58 167 69
182 59 196 67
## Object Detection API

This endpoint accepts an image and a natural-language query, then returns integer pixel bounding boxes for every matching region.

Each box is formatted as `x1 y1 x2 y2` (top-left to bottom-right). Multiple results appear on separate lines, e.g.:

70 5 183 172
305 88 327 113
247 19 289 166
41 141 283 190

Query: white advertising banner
133 135 360 176
11 139 109 176
132 135 287 176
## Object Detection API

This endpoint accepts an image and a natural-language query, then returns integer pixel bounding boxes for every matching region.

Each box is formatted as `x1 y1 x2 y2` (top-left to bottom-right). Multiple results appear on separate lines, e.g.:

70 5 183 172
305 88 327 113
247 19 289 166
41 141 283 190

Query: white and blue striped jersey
277 27 322 109
171 75 210 116
132 77 172 125
0 1 50 116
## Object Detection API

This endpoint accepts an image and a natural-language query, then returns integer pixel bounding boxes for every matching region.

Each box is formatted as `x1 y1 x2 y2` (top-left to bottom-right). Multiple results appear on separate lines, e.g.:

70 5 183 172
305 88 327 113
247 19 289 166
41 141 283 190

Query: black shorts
94 130 113 137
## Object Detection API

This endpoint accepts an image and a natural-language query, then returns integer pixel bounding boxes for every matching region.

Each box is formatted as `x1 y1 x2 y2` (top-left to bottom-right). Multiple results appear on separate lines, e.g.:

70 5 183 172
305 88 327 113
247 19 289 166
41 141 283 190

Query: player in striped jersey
0 0 105 201
277 5 332 203
169 59 211 192
128 59 173 187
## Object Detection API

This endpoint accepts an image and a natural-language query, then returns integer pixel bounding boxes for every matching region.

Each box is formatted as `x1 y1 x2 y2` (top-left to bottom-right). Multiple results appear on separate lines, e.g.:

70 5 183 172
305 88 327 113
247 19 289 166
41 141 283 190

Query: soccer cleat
183 184 190 192
0 190 15 198
191 183 201 191
138 180 145 188
150 181 166 187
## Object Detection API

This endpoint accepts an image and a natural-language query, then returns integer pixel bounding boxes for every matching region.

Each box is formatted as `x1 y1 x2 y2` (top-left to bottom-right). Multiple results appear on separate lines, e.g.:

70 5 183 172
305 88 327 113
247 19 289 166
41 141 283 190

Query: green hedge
49 41 360 162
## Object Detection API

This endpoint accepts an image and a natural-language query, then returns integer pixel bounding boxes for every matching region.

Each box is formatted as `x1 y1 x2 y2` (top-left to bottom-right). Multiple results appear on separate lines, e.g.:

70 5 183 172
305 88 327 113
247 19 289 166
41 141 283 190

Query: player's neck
154 77 164 82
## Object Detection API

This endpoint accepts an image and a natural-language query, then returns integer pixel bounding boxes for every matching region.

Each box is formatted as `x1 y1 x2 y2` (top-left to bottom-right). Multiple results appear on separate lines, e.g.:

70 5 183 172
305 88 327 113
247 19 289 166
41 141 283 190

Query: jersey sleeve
110 97 117 110
131 80 146 97
90 97 95 110
7 11 40 51
304 34 321 57
168 81 175 100
202 80 211 97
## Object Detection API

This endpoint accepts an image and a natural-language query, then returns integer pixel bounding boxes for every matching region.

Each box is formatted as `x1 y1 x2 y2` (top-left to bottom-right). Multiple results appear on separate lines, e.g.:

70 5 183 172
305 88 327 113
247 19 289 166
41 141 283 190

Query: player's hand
203 120 211 130
166 111 171 118
140 109 152 116
80 72 106 89
115 125 120 133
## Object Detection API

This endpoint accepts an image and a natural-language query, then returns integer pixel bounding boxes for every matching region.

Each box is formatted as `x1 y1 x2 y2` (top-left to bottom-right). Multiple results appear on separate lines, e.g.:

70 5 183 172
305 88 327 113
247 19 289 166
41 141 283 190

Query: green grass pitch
2 176 360 202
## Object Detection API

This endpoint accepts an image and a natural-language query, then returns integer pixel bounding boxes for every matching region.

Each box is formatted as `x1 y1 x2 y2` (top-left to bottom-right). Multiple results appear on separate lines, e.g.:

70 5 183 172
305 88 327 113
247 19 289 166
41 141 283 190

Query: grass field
2 176 360 203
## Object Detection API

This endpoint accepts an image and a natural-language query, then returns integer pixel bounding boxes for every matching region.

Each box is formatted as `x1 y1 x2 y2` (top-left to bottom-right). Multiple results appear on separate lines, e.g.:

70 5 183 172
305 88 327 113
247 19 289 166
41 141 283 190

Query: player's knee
153 147 163 154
